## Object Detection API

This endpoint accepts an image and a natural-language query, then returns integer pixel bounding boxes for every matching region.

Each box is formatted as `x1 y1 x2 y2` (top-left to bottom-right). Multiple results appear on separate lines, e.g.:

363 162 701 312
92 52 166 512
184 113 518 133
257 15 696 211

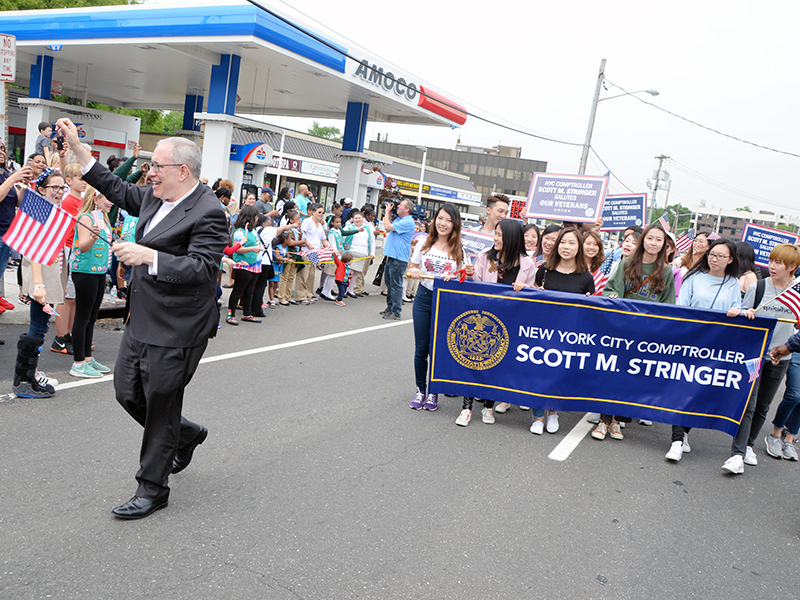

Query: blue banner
600 193 648 231
741 222 800 268
429 280 776 435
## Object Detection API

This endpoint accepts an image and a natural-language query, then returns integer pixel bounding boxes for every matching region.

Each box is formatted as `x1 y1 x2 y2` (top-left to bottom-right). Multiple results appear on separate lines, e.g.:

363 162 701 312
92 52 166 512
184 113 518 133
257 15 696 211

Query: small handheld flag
657 213 671 232
1 188 75 265
743 357 763 383
675 228 696 253
775 278 800 324
593 256 614 295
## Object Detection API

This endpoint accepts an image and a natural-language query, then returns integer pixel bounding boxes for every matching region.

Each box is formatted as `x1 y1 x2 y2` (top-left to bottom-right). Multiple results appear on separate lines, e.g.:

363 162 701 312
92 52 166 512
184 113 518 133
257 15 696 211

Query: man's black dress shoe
112 495 168 519
171 426 208 474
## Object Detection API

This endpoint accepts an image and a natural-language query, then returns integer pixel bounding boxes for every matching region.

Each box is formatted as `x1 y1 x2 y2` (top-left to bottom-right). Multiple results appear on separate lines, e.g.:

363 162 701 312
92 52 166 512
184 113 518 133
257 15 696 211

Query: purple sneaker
423 393 438 411
410 389 424 410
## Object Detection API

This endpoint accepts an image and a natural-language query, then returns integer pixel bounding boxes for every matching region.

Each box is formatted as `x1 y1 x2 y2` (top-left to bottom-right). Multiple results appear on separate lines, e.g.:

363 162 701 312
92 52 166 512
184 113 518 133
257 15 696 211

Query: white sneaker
455 409 471 427
481 407 495 424
682 433 691 453
495 402 511 414
519 405 531 411
530 419 544 435
744 446 758 466
546 414 559 433
586 412 600 424
665 441 684 461
639 419 653 426
722 455 744 474
36 371 58 388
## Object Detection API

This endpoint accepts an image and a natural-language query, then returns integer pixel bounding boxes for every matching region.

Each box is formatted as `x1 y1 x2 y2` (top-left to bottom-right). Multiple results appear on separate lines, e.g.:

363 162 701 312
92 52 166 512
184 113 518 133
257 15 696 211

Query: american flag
657 213 671 232
300 246 335 265
42 304 61 318
675 228 695 253
707 231 721 240
743 357 762 383
593 256 614 295
1 189 74 265
775 277 800 324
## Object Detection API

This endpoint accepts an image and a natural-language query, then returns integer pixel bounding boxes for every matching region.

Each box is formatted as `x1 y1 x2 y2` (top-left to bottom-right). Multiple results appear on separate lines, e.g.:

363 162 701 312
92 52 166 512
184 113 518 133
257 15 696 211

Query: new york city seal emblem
447 310 509 371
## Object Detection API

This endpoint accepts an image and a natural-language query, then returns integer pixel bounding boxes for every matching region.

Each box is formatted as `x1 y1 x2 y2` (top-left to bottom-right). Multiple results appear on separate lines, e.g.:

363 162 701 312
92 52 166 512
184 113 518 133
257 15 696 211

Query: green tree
664 203 692 233
307 121 343 142
735 205 752 212
0 0 139 9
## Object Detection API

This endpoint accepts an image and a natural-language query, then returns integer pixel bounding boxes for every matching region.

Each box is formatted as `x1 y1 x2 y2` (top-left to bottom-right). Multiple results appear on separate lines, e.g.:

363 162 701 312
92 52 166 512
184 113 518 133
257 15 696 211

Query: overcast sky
161 0 800 217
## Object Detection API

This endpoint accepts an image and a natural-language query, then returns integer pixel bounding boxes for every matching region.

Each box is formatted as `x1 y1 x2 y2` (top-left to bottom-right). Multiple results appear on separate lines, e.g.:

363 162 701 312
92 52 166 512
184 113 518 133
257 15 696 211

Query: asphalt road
1 288 799 600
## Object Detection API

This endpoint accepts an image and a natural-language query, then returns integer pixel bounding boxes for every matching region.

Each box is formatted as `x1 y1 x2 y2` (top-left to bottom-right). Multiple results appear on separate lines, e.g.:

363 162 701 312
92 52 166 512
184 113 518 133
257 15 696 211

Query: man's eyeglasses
149 162 183 172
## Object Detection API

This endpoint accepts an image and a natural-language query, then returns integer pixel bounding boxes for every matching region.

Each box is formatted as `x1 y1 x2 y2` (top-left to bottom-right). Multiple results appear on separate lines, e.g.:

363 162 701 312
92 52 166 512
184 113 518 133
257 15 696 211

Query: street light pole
416 146 427 206
578 58 606 176
578 59 659 176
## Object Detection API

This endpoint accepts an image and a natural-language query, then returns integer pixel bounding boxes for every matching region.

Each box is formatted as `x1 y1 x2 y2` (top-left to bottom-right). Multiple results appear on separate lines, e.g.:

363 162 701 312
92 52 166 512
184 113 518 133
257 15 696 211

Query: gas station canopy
1 0 467 127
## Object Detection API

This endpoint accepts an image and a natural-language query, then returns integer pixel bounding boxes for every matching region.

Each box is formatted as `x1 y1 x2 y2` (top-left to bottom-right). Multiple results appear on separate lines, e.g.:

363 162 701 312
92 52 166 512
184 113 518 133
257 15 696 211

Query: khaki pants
355 258 373 294
277 261 297 302
295 261 316 301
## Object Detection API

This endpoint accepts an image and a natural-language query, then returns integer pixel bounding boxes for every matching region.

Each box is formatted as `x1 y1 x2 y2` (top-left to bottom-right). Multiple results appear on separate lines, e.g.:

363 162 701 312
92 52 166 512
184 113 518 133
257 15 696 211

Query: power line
605 79 800 159
247 0 584 148
589 147 635 193
667 159 798 212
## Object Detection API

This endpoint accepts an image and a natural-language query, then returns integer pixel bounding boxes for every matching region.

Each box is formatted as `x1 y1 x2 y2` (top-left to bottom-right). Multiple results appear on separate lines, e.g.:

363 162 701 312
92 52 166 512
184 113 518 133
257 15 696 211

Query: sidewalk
0 263 125 326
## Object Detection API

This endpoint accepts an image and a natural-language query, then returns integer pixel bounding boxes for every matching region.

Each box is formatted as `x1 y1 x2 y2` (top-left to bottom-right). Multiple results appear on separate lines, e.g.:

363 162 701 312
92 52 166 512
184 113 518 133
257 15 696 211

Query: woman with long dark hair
736 241 759 297
597 224 675 441
461 219 538 426
407 204 464 413
523 223 540 258
226 205 263 325
666 238 741 461
530 227 595 434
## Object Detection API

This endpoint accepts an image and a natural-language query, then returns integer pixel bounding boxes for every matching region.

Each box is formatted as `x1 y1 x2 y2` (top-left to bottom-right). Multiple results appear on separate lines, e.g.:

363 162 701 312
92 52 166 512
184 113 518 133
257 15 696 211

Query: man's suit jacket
84 162 228 348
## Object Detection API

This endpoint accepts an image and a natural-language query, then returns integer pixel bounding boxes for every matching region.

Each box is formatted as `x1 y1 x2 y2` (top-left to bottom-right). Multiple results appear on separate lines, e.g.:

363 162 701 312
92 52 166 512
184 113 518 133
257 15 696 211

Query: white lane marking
49 319 413 391
548 415 595 461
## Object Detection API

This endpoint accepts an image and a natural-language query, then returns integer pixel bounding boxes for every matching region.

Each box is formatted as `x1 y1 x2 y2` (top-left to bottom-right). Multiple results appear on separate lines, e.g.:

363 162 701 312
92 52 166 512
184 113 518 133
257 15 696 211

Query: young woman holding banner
530 227 595 434
407 204 465 413
463 219 538 423
722 243 800 474
666 238 741 461
596 224 675 441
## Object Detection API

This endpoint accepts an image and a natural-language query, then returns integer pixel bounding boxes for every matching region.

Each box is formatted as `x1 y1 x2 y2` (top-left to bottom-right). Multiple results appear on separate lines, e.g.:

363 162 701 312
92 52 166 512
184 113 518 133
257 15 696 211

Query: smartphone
55 135 65 151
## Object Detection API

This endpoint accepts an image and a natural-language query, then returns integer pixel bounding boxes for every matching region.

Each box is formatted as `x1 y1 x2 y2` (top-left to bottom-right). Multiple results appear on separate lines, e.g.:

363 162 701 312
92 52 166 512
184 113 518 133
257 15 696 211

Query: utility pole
578 58 606 175
648 154 669 223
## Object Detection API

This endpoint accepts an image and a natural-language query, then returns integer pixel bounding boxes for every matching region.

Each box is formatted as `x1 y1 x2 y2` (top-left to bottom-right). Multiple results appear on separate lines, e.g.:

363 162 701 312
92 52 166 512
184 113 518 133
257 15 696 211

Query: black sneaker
50 335 70 354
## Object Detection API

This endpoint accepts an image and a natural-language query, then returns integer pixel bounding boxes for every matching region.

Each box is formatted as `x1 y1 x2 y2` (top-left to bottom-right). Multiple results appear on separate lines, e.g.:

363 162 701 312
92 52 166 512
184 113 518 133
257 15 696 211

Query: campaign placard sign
429 280 775 435
525 173 607 223
461 229 494 264
600 193 647 231
741 223 800 268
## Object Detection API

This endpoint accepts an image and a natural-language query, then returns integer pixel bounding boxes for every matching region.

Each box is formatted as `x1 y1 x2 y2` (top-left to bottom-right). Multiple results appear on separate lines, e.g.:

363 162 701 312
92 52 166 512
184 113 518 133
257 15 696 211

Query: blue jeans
0 238 11 297
773 352 800 436
28 300 51 339
412 285 433 392
384 257 405 317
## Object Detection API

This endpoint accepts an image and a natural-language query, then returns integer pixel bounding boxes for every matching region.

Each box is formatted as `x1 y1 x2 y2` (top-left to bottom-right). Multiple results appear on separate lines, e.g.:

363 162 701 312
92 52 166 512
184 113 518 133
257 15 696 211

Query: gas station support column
24 55 53 159
337 102 369 203
199 54 240 191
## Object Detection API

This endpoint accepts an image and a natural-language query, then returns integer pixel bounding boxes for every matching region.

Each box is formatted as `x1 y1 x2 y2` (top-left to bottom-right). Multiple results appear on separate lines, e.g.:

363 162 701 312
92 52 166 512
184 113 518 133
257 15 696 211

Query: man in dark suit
56 118 229 519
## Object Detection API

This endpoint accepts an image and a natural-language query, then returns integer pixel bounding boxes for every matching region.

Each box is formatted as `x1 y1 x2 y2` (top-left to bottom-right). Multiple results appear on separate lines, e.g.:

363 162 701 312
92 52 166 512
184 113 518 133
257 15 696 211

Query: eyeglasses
708 253 730 261
149 162 183 172
41 184 69 193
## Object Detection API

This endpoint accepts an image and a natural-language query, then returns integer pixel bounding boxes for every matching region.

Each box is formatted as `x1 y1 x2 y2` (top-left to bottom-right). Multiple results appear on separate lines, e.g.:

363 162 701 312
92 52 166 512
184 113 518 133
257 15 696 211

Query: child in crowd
333 252 354 306
269 233 289 307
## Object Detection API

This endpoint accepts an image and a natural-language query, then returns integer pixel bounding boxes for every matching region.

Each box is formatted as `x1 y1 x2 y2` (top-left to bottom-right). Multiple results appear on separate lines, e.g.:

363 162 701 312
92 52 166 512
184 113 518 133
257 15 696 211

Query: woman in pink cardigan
458 220 537 426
